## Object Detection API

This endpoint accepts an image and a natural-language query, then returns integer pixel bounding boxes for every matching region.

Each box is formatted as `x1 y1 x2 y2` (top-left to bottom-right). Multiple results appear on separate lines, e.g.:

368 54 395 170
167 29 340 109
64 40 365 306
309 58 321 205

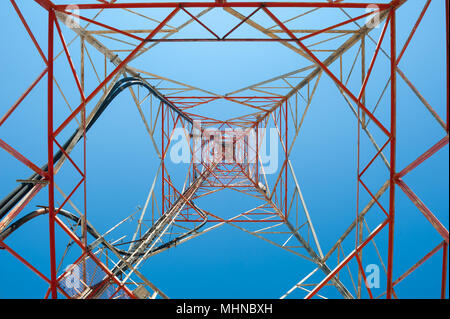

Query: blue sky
0 0 448 299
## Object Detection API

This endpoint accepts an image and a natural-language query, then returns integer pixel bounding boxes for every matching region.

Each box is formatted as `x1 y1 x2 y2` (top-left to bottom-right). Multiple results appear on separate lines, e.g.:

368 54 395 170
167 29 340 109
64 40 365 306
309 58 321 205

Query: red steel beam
391 241 444 294
0 138 48 178
2 0 445 300
0 68 48 127
54 17 86 101
0 241 51 285
357 13 391 101
222 7 261 39
11 0 48 64
54 2 392 10
34 0 54 11
262 6 391 137
305 219 389 299
59 9 145 42
0 184 46 233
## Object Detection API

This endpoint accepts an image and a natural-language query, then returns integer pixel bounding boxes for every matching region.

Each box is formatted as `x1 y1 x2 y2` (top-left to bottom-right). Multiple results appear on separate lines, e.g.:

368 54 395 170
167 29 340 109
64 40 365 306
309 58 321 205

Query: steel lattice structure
0 0 448 299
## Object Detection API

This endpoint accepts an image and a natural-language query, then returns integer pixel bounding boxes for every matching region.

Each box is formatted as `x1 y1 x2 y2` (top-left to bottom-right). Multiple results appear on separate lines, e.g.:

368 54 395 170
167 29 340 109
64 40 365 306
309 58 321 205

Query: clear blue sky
0 0 448 299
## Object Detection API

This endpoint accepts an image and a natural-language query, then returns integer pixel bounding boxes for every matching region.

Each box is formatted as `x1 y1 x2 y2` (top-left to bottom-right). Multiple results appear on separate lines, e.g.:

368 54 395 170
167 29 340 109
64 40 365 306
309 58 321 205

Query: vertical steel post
442 242 448 299
47 8 57 299
387 7 397 299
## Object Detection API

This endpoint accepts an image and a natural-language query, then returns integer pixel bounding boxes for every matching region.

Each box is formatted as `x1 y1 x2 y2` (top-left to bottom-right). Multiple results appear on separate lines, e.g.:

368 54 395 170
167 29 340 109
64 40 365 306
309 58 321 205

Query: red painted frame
0 0 447 299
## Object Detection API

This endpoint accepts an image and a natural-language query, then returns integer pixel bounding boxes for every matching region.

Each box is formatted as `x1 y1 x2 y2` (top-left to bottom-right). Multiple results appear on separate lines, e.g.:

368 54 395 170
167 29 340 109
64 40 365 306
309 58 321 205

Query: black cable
0 77 192 220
